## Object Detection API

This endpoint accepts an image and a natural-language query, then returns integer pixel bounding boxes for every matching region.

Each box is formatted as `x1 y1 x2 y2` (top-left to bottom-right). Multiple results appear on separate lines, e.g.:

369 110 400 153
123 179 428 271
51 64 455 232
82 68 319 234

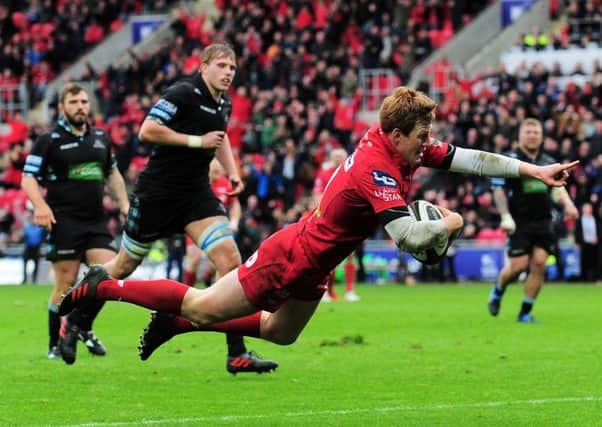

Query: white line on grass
35 396 602 427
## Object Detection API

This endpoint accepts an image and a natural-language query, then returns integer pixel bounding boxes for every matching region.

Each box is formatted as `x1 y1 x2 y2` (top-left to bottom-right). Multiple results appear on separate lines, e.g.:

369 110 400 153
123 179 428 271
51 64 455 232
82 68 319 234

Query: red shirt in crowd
211 176 236 211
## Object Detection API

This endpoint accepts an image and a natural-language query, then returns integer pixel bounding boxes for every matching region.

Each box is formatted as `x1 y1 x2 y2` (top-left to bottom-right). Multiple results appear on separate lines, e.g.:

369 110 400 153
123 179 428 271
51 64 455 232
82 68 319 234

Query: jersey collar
194 73 225 106
375 126 408 170
517 146 541 163
57 117 89 137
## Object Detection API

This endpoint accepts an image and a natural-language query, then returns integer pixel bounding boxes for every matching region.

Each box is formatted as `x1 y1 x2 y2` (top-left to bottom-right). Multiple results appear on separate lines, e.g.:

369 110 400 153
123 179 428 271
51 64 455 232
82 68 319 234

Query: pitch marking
34 396 602 427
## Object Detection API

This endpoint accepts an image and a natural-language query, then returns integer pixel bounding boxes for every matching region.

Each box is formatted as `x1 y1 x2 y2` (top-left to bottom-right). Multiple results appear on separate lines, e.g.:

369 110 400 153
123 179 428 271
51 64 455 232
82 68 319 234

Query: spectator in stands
574 202 601 281
21 83 129 361
2 141 28 189
488 119 579 322
165 234 185 282
21 210 45 284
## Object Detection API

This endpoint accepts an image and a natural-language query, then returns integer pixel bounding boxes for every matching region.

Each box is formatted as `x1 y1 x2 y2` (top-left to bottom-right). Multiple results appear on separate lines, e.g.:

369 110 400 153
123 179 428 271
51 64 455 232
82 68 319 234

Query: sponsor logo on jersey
149 107 171 122
200 105 217 114
372 170 398 188
522 177 548 193
68 162 103 180
93 139 105 149
373 189 402 202
245 250 259 267
155 99 178 115
25 155 43 166
95 130 104 135
57 249 76 255
60 142 79 150
51 132 61 138
344 152 356 171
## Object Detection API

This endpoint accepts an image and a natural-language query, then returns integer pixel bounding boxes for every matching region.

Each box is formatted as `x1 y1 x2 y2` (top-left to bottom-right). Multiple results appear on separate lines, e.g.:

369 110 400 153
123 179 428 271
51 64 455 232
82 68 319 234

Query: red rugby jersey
299 125 450 273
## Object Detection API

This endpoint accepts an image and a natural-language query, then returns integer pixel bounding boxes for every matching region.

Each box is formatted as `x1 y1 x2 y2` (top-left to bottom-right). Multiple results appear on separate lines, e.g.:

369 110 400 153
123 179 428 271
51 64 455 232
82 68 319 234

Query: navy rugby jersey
23 118 115 220
136 73 232 195
491 148 555 225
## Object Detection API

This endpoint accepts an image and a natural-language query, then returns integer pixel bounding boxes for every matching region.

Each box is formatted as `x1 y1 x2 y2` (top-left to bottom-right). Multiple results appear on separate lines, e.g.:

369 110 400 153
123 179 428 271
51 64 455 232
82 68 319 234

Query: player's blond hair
379 87 437 136
201 43 236 64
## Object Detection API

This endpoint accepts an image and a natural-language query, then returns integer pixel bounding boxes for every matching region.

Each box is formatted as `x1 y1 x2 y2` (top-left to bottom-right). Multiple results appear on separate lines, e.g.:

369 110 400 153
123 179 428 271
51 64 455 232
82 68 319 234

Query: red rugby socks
164 312 262 338
97 279 189 313
207 312 262 338
345 262 356 292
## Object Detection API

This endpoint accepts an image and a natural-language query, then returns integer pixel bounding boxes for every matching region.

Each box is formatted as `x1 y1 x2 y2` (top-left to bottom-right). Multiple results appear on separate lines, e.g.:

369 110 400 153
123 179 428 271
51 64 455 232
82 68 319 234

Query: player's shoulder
353 153 401 194
35 128 62 144
163 78 196 99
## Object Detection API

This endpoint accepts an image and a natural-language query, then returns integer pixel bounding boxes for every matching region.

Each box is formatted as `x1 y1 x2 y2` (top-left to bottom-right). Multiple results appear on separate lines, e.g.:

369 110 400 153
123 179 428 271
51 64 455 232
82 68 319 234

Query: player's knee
212 247 241 274
530 258 546 273
188 311 221 327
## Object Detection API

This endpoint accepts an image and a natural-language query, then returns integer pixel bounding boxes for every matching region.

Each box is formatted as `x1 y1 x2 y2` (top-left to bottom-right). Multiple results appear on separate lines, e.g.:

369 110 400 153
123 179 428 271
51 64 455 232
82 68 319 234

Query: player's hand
201 131 226 149
536 160 579 187
500 213 516 235
34 203 56 231
119 202 130 224
227 175 245 196
564 204 579 220
437 206 463 241
436 205 453 217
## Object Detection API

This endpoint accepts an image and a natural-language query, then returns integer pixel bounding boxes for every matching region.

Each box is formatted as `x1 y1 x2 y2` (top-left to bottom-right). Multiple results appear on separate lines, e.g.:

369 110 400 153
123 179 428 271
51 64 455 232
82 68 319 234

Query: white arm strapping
449 147 521 177
384 216 448 253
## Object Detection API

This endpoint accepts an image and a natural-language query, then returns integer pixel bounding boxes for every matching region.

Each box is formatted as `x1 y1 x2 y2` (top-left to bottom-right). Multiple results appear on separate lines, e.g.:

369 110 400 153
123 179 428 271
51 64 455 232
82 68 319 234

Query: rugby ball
407 200 448 265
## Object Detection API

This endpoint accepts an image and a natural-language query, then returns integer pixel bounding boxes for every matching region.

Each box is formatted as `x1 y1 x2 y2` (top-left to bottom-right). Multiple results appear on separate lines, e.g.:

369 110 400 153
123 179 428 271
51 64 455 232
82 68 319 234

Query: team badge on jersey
372 170 397 188
245 250 259 267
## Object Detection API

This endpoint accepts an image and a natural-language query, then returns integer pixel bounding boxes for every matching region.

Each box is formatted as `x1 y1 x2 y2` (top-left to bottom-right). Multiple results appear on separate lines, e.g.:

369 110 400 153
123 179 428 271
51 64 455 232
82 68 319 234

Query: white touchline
33 396 602 427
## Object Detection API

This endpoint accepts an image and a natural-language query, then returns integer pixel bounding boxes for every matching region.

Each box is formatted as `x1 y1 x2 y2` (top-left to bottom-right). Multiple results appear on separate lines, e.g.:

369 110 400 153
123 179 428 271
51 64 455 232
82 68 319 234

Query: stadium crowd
0 0 176 106
0 0 600 279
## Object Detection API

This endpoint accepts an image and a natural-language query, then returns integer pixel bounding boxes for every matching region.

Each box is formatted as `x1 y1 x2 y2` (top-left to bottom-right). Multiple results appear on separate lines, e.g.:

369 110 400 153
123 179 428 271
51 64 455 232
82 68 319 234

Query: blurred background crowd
0 0 600 280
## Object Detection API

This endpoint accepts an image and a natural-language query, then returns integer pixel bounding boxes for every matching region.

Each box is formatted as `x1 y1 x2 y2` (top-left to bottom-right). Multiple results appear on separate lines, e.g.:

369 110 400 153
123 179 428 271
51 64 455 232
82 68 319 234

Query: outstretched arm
519 160 580 187
449 146 579 186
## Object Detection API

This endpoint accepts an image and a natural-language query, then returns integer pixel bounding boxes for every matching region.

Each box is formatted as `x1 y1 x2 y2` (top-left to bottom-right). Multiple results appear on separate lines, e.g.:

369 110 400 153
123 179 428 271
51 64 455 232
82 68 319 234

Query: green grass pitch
1 282 601 426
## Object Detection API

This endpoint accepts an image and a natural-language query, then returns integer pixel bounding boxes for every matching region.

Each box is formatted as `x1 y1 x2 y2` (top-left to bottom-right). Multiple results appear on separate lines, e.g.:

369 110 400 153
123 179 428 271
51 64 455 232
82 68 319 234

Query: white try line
33 396 602 427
